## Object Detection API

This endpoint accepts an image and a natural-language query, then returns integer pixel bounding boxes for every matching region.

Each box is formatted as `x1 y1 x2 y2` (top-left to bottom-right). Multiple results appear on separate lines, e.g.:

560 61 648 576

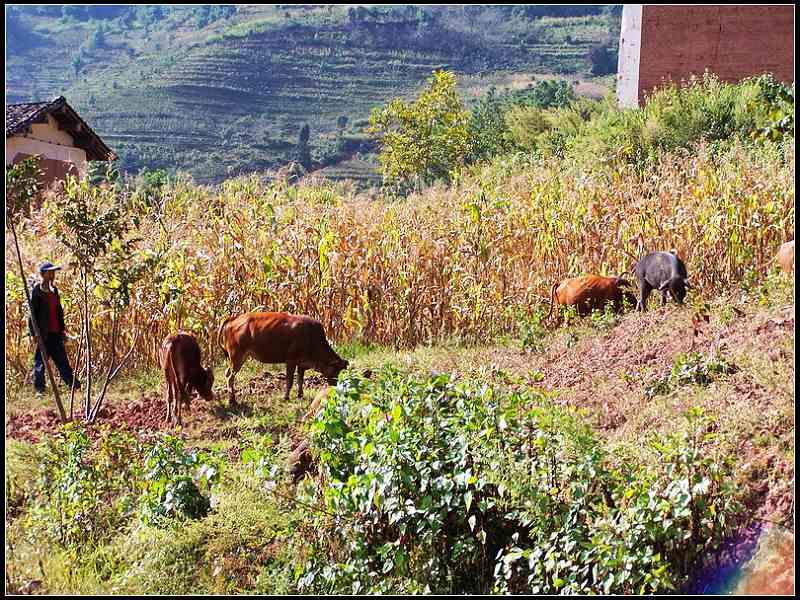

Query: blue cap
38 261 62 273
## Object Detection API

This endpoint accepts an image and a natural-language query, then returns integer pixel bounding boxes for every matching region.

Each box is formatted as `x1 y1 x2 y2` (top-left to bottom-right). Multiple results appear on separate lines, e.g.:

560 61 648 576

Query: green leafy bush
645 352 738 399
297 370 742 594
26 424 141 548
518 306 548 352
138 434 222 526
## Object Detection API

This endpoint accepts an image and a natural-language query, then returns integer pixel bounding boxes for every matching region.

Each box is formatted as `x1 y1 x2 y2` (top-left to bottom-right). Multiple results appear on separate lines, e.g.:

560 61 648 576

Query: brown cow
217 311 349 405
159 332 215 426
777 240 794 274
547 275 636 326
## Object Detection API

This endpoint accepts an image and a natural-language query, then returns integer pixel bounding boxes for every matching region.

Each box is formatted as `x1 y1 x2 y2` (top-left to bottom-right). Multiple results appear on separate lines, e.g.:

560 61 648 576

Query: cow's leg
165 380 173 425
661 290 669 306
177 388 186 426
285 364 295 401
170 380 180 426
226 352 246 406
297 367 306 400
637 281 652 312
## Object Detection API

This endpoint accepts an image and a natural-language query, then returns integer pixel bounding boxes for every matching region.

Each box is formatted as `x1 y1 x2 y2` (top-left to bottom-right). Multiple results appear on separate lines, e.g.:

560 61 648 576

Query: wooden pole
8 218 67 423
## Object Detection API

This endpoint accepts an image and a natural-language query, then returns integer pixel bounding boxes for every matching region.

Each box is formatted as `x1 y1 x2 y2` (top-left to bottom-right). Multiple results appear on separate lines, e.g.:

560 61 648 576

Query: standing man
29 261 80 395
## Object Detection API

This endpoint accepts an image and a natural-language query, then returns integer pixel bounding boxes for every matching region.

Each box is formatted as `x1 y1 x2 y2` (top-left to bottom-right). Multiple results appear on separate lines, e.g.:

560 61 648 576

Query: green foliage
748 74 795 142
645 352 738 399
587 42 617 76
5 155 43 220
469 81 577 162
23 425 222 548
589 305 615 330
138 434 221 526
467 88 515 162
518 307 548 353
368 70 470 194
578 74 793 166
494 407 742 594
297 370 742 594
490 73 796 169
88 160 121 188
26 424 141 549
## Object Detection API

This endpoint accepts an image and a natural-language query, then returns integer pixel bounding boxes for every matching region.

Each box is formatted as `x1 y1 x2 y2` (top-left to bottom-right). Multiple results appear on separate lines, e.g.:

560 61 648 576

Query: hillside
6 5 621 183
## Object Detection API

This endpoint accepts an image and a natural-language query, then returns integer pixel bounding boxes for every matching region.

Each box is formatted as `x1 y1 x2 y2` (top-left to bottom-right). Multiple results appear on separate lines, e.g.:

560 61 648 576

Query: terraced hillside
6 5 621 183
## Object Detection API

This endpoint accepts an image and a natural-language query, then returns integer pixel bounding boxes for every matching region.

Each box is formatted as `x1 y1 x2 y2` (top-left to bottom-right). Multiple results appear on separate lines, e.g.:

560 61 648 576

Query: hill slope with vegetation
6 5 621 183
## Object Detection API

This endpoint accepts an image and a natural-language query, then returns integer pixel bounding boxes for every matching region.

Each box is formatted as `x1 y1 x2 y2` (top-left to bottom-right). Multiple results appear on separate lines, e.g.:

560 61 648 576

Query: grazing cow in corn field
634 251 691 311
159 332 215 426
777 240 794 274
547 275 636 326
217 312 348 405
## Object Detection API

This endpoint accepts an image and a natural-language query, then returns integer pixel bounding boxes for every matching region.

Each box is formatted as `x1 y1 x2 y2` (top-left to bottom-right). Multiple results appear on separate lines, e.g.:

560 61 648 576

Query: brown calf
159 332 214 426
547 275 636 326
217 311 348 405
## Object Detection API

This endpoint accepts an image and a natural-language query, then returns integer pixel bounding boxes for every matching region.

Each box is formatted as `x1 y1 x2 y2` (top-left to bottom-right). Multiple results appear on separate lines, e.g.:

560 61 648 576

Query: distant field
6 5 620 183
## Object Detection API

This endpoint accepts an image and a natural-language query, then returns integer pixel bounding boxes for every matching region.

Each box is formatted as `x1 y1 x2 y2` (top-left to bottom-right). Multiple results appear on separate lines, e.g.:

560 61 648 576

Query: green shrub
138 434 222 526
518 306 548 352
645 351 738 399
297 370 742 594
26 424 141 549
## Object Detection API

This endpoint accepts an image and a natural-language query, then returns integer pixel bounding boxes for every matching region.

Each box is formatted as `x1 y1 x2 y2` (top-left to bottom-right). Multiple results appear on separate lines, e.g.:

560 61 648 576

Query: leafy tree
85 6 128 20
295 123 312 170
587 43 617 76
467 81 576 162
467 87 513 162
368 70 470 193
49 176 158 422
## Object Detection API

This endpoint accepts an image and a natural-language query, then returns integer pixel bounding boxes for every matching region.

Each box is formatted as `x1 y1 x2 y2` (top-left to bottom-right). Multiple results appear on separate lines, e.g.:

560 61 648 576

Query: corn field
5 140 794 386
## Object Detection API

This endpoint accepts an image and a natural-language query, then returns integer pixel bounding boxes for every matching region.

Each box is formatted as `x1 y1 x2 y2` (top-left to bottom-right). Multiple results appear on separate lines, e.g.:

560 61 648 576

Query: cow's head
659 277 688 304
196 367 215 402
322 358 349 385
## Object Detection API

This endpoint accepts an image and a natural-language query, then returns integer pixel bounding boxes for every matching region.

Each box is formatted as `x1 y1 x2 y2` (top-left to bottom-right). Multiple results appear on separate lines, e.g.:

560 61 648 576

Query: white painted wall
616 5 643 108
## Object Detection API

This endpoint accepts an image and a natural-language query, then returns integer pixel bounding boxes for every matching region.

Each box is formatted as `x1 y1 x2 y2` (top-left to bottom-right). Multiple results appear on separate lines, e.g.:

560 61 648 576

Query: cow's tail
545 282 559 324
217 315 234 360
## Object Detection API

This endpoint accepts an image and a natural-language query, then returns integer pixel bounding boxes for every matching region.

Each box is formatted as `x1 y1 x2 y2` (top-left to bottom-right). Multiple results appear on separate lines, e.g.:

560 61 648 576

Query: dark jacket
28 283 66 337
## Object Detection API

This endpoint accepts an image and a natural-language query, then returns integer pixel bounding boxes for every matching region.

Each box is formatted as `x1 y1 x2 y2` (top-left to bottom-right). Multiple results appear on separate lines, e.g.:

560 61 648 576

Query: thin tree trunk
88 319 140 423
8 218 66 422
84 269 93 420
89 310 117 422
69 321 86 421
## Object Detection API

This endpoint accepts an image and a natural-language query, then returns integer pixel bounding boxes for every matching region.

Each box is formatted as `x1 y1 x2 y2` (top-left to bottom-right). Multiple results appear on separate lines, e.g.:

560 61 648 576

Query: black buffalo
634 251 691 311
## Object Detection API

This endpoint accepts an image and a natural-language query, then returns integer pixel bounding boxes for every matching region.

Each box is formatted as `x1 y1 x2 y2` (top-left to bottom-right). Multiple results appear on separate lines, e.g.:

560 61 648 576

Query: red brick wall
638 5 794 103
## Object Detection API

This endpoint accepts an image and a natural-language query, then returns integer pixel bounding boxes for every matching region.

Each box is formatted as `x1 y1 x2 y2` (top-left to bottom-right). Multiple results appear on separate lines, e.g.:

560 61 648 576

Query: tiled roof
5 96 116 161
5 100 54 136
